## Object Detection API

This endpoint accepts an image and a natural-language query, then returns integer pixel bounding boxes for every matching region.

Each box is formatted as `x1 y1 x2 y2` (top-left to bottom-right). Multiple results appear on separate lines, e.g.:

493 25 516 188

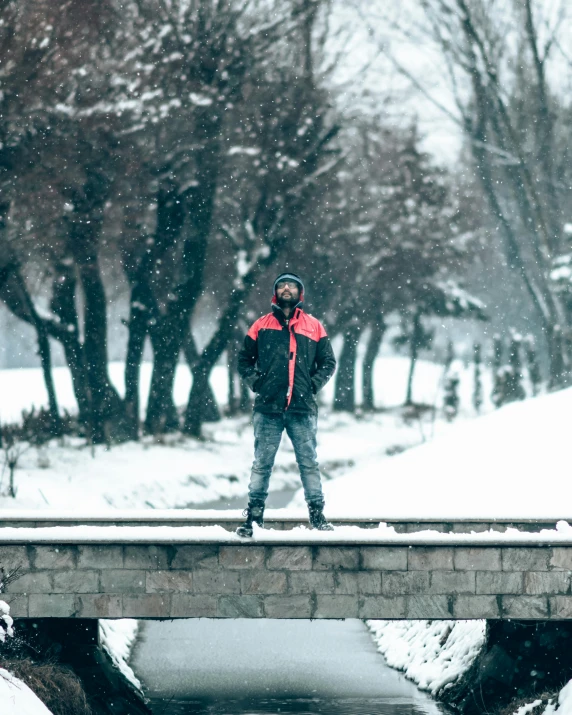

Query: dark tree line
0 0 487 441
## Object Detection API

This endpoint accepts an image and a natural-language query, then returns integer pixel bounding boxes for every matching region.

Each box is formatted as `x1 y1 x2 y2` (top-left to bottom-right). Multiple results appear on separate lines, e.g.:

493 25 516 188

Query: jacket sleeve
237 331 261 392
311 332 336 394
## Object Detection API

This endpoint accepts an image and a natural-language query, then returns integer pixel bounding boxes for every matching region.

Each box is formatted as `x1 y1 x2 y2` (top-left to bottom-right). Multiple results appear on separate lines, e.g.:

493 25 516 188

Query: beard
277 293 299 310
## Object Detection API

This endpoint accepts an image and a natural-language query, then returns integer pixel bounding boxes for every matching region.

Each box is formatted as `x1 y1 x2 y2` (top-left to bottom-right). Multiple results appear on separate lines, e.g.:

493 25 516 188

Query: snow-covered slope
314 387 572 519
368 620 486 695
0 669 53 715
99 619 142 692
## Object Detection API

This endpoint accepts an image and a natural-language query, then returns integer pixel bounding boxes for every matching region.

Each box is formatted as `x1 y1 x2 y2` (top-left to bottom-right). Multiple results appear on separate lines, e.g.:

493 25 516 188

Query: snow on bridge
2 514 572 621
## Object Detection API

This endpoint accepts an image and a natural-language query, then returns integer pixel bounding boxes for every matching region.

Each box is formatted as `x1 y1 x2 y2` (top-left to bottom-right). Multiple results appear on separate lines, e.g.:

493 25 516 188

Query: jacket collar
271 301 302 326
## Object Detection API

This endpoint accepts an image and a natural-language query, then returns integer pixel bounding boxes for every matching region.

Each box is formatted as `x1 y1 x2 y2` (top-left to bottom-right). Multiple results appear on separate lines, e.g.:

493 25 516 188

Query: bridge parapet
2 524 572 621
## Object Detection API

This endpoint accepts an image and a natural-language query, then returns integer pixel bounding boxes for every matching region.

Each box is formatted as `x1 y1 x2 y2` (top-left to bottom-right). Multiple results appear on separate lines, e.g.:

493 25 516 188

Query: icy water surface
131 620 442 715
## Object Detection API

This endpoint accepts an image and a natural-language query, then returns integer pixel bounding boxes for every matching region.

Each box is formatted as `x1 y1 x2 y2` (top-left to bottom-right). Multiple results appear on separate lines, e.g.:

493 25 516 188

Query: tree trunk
362 317 386 411
227 344 238 417
145 328 182 435
333 323 361 412
185 366 221 437
36 324 62 437
9 268 62 436
405 312 422 406
124 306 147 440
73 240 125 444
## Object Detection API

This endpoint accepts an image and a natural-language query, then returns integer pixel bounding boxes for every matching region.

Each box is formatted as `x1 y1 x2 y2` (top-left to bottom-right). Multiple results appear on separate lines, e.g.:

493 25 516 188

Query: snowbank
99 619 142 692
367 620 486 695
311 387 572 519
0 669 53 715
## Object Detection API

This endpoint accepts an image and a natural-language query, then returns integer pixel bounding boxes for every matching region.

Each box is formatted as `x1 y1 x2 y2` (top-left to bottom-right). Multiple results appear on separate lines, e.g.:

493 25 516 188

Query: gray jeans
248 411 324 505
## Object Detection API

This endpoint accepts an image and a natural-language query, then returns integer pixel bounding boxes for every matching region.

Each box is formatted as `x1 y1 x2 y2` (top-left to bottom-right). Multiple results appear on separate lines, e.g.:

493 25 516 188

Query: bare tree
361 0 572 386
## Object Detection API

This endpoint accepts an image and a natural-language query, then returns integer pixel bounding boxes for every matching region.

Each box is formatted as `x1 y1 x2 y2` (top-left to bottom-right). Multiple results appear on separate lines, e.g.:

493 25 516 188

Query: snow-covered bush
0 600 14 643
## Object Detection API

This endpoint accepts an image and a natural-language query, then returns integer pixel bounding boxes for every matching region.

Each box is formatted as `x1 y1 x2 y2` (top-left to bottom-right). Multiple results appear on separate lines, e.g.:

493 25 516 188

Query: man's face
276 280 300 306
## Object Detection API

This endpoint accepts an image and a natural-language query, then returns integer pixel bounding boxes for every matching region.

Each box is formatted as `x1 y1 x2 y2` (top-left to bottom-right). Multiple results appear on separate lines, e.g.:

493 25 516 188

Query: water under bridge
1 512 572 621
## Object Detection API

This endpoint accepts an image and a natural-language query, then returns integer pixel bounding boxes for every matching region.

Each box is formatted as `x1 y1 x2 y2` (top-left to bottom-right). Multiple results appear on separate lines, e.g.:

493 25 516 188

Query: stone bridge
1 513 572 620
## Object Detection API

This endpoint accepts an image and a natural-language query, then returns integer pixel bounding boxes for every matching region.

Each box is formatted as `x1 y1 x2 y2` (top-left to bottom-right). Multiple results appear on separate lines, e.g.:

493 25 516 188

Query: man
236 272 337 537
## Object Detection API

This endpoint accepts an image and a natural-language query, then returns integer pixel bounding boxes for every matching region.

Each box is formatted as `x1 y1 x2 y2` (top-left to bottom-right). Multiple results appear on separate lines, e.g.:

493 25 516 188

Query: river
131 618 443 715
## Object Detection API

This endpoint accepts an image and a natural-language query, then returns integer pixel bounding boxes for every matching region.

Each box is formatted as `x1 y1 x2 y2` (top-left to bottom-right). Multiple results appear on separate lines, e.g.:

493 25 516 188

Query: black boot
308 502 334 531
236 499 265 538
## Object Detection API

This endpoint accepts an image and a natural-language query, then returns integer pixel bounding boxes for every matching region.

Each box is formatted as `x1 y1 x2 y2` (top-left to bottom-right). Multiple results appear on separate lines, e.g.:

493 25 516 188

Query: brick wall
2 543 572 619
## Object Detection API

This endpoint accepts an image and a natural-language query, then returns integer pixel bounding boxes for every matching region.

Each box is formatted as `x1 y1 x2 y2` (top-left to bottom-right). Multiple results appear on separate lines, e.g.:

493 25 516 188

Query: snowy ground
0 356 487 511
290 384 572 519
0 668 52 715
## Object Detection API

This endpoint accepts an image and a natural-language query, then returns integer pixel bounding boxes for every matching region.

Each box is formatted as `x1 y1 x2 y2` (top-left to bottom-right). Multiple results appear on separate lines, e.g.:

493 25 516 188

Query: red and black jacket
238 299 336 415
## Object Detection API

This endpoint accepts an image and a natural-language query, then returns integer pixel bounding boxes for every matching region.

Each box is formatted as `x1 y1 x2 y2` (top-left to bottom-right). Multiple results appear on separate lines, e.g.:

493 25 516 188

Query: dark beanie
273 272 305 295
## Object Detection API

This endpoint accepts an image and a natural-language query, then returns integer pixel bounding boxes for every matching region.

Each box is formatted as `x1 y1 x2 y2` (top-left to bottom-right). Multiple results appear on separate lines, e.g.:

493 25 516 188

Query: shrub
0 658 92 715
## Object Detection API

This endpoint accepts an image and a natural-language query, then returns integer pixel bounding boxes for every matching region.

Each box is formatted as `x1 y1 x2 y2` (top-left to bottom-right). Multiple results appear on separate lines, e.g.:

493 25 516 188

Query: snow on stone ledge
2 521 572 544
99 619 142 693
0 668 53 715
367 620 486 696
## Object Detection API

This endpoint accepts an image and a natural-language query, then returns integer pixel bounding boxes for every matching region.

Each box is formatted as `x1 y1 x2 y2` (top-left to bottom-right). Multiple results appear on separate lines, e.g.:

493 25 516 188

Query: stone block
550 548 572 571
241 571 287 595
502 548 549 571
263 595 312 618
76 595 123 618
502 596 548 619
335 572 381 595
78 546 123 569
382 572 430 596
29 594 76 617
193 571 241 595
124 545 170 570
146 571 193 593
289 572 334 594
359 596 406 619
267 547 312 570
122 594 170 618
171 594 217 618
429 571 475 594
219 546 266 569
0 546 30 573
453 596 500 619
476 572 523 594
549 596 572 619
5 571 52 594
100 570 146 593
406 596 451 618
408 548 454 571
314 547 359 571
524 572 570 595
314 595 359 618
361 547 407 571
170 545 218 569
0 594 28 617
451 523 489 533
52 570 99 594
32 546 76 570
217 595 263 618
454 548 501 571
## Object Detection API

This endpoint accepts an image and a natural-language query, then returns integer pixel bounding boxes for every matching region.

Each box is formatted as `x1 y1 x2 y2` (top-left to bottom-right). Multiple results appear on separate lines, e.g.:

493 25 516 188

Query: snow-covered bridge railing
1 510 571 533
2 520 572 620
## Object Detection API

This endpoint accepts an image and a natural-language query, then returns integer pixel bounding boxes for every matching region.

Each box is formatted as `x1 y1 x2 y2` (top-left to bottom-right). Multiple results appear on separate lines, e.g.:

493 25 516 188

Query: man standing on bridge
236 272 337 537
